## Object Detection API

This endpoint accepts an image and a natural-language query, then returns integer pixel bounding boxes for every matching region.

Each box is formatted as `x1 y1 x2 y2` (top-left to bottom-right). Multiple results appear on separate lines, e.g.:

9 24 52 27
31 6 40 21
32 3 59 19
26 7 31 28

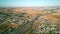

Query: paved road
10 14 40 34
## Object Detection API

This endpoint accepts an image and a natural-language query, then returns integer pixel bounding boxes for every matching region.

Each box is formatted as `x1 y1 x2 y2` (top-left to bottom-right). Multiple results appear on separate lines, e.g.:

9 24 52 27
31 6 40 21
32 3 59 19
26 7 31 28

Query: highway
10 14 40 34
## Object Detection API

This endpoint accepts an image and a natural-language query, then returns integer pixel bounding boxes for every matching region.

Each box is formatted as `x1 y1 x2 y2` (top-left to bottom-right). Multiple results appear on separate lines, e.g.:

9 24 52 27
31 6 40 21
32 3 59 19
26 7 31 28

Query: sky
0 0 60 7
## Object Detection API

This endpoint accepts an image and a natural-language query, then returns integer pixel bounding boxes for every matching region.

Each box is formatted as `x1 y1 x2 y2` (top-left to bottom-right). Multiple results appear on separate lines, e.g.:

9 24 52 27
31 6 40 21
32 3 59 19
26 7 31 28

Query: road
9 14 40 34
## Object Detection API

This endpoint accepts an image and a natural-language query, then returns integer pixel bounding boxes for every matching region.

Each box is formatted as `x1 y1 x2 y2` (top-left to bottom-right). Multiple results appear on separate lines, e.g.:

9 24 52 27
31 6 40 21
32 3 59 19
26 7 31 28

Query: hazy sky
0 0 60 7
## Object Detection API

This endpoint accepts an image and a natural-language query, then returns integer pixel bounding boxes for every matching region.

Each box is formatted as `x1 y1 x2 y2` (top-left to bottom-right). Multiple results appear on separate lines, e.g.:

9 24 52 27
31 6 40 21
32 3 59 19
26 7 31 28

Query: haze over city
0 0 60 34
